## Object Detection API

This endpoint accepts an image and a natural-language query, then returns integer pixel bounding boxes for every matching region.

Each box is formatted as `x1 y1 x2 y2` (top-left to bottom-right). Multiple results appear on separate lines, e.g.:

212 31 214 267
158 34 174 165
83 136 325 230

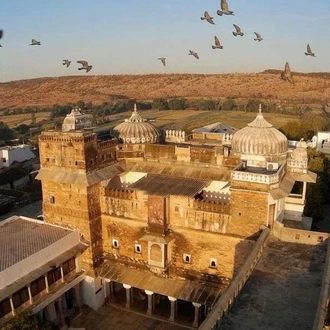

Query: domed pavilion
231 105 288 167
114 104 159 144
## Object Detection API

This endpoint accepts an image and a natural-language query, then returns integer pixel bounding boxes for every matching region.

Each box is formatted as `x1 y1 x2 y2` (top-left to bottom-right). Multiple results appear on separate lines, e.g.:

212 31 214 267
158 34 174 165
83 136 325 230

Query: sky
1 0 330 82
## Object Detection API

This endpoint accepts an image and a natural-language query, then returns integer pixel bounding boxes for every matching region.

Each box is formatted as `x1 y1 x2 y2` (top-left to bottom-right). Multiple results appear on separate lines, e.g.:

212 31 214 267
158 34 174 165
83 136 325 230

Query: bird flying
217 0 234 16
212 36 223 50
188 50 199 59
30 39 41 46
62 59 71 68
158 57 166 66
281 62 294 84
201 11 215 25
254 32 263 42
77 60 93 73
233 24 244 37
305 44 316 57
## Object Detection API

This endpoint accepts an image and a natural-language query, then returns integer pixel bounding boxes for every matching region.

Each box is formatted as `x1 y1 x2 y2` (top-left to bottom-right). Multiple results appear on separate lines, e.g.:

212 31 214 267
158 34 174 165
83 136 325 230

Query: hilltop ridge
0 71 329 109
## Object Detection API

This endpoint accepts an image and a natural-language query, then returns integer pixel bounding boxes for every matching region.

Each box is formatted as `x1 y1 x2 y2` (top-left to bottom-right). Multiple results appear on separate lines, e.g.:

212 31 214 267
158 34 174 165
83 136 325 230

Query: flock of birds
0 30 93 73
0 1 318 81
157 0 317 84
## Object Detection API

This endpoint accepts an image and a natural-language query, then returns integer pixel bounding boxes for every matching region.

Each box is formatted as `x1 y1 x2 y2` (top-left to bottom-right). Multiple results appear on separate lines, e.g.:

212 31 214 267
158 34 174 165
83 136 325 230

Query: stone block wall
229 189 269 237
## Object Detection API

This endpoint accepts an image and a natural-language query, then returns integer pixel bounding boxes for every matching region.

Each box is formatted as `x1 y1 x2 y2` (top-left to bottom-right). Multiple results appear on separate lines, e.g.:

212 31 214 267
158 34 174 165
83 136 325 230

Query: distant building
0 144 36 169
62 108 92 132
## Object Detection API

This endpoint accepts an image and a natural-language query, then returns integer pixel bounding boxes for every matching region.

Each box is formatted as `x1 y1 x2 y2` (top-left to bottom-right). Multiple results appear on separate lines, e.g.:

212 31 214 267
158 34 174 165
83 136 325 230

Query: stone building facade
34 105 316 328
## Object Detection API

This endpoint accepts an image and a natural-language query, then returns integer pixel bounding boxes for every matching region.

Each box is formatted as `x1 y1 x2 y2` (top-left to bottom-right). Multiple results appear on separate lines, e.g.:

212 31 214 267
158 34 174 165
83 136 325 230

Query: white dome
231 106 288 162
292 139 308 161
114 104 159 144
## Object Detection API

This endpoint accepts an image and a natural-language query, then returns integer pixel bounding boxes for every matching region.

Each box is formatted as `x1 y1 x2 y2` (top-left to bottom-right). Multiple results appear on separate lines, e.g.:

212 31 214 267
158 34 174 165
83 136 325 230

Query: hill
0 71 330 109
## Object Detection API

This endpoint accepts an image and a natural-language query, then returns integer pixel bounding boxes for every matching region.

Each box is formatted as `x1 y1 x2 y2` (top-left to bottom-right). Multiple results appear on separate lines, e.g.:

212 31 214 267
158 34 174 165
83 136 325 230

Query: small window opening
210 259 217 268
183 254 191 263
112 239 119 248
135 244 141 253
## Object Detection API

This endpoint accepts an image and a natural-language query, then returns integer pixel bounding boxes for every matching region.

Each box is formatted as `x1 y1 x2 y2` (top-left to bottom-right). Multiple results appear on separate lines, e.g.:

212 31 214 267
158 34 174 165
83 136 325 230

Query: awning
36 163 125 186
288 170 317 183
97 261 228 306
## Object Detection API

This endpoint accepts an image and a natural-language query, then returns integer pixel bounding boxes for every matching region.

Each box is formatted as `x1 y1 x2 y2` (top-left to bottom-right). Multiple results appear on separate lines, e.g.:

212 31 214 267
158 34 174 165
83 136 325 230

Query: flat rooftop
0 216 73 272
221 236 327 330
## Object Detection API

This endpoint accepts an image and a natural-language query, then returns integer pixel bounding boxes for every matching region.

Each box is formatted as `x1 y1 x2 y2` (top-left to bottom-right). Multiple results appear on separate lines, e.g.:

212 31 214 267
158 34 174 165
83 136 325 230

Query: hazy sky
1 0 330 82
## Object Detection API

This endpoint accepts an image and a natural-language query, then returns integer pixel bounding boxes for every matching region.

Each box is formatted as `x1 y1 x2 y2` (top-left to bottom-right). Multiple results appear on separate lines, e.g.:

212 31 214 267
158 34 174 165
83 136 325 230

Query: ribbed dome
114 104 159 144
231 106 288 160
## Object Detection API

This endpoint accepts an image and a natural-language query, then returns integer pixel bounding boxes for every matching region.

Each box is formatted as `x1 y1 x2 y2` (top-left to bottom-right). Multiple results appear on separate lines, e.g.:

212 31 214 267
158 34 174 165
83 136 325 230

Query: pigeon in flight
62 59 71 68
201 11 215 25
212 36 223 50
158 57 166 66
30 39 41 46
305 44 316 57
217 0 234 16
233 24 244 37
77 60 93 73
0 30 3 47
254 32 263 42
188 50 199 59
281 62 294 84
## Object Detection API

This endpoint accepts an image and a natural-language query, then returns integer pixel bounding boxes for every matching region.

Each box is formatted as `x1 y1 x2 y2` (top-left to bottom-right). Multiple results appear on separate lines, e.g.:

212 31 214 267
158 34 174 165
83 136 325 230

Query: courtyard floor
70 303 193 330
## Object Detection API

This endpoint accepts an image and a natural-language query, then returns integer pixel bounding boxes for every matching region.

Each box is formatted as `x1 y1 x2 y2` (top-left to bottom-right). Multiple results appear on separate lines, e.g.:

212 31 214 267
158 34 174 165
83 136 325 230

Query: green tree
152 98 168 110
168 98 186 110
15 124 30 135
0 121 14 141
245 99 265 112
304 148 330 223
4 311 37 330
221 98 237 110
76 100 86 109
31 112 36 125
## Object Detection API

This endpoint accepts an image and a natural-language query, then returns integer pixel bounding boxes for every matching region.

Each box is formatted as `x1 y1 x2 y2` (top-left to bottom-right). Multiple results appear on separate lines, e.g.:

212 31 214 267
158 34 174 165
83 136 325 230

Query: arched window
150 244 162 262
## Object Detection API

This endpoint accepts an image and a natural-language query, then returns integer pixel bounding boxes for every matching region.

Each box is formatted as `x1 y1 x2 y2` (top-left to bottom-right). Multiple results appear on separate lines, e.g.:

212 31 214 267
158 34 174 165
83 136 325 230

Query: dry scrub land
0 72 329 109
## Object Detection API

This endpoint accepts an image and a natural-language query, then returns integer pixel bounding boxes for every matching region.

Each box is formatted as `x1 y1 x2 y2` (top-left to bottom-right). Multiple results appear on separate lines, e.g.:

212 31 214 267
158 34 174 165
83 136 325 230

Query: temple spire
258 104 262 114
134 103 137 112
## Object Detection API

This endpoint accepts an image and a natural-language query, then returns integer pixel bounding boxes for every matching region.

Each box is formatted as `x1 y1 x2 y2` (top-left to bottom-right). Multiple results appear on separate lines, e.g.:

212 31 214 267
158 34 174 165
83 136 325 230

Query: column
45 301 57 322
9 297 16 316
302 181 307 201
123 284 132 309
60 266 64 283
75 255 81 272
192 302 201 328
109 281 115 300
45 274 49 293
168 296 177 322
145 290 154 316
56 297 66 326
27 285 33 304
73 284 82 313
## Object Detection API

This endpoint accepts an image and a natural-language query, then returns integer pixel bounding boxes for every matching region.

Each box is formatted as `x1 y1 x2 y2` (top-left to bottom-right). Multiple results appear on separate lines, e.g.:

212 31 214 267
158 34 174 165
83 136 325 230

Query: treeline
1 96 320 118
